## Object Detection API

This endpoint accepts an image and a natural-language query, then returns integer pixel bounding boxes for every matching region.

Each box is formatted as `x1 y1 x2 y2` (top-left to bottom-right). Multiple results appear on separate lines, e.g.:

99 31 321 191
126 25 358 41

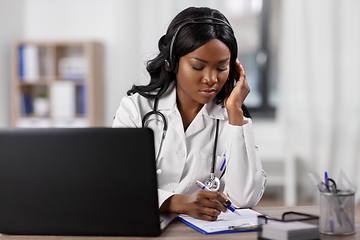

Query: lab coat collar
157 81 177 111
157 81 227 121
202 99 227 121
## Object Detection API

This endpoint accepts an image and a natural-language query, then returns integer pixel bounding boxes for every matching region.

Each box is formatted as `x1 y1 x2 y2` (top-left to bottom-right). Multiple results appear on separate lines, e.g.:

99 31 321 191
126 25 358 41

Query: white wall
0 0 24 127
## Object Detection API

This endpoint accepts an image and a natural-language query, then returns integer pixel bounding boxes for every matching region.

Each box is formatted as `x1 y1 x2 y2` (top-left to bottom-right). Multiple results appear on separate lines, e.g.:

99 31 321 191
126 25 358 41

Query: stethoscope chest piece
205 173 220 191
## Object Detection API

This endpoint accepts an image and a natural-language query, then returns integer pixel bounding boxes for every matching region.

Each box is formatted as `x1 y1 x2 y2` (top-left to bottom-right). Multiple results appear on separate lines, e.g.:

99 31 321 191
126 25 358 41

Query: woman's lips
199 88 217 97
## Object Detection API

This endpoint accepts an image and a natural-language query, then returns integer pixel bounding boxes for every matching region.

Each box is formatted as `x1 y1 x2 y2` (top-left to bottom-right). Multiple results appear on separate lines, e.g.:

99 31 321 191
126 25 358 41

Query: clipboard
177 208 261 234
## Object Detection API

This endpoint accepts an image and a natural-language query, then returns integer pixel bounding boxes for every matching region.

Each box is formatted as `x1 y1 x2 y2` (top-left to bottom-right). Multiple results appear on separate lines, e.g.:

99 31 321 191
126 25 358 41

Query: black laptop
0 128 173 236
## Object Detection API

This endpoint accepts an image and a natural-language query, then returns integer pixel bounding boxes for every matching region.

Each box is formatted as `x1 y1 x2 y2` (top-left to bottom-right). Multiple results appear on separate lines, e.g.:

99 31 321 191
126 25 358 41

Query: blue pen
220 154 226 172
324 171 335 232
196 180 241 216
325 172 328 186
329 211 334 233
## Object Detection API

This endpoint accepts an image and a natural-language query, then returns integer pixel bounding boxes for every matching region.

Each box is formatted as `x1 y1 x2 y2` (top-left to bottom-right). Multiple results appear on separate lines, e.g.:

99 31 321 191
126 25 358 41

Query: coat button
177 150 186 158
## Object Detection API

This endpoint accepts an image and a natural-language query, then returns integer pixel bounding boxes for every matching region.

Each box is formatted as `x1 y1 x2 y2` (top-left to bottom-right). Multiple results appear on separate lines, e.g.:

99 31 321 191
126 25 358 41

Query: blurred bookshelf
11 41 103 128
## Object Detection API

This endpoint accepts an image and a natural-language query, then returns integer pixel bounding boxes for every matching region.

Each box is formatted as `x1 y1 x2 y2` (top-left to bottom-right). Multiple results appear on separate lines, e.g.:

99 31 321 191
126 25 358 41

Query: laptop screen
0 128 162 236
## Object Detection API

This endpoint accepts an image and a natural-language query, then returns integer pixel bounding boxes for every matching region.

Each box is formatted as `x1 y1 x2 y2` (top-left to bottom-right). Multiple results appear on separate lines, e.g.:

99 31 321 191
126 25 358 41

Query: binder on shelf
77 85 86 115
257 211 319 240
19 45 39 82
20 93 32 115
50 81 76 118
18 45 24 81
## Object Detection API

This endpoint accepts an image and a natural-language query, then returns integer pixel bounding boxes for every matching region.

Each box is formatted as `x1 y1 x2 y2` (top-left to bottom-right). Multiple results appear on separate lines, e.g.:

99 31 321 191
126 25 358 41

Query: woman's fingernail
225 200 231 206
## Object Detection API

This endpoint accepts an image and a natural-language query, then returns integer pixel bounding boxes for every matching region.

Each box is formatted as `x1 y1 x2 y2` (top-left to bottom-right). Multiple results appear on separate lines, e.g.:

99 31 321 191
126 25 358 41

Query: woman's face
176 39 231 108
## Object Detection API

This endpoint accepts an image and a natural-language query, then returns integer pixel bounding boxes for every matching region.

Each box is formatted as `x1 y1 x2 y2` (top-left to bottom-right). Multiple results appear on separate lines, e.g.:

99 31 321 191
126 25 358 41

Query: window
225 0 280 118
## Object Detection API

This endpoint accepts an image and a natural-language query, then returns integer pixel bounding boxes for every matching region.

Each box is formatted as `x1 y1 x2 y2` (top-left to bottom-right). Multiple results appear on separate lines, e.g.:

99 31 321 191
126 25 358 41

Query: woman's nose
202 69 218 86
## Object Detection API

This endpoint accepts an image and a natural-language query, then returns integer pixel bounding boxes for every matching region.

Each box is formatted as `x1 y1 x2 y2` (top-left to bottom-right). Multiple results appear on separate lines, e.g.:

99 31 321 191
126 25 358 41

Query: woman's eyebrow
219 57 230 63
190 57 207 63
190 57 230 63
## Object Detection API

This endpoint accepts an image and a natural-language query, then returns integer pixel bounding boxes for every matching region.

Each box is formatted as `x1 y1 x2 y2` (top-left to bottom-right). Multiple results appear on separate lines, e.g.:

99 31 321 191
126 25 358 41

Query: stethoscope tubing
211 119 220 175
142 98 168 162
142 98 221 189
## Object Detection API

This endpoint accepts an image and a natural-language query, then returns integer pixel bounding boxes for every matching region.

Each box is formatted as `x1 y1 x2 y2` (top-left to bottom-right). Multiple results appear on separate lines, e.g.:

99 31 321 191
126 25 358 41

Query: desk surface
0 206 358 240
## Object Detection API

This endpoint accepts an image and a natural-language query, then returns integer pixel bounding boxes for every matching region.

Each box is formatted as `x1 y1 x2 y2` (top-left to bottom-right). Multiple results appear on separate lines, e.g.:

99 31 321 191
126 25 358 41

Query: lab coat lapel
203 100 226 121
168 110 186 141
185 101 225 138
185 110 205 138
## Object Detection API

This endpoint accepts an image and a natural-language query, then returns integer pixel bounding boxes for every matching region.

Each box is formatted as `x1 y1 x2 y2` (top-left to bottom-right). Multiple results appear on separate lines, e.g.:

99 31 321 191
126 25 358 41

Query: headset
164 17 234 73
143 17 234 191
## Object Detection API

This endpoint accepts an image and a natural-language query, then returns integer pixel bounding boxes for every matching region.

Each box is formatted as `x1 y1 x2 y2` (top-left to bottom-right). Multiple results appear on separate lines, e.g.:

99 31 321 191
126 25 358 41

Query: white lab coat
113 82 266 208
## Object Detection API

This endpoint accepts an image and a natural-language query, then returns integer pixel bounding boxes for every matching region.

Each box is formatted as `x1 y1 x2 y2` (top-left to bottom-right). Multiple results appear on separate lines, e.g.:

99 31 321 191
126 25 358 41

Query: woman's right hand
160 190 230 221
224 60 250 126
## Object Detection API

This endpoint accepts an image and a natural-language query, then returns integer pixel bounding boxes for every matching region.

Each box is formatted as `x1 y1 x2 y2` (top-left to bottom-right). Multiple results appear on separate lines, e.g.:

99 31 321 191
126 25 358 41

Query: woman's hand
224 60 250 126
160 190 230 221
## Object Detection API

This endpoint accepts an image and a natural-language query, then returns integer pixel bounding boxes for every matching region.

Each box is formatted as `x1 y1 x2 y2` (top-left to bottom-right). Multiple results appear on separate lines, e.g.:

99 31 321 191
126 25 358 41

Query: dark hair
127 7 238 104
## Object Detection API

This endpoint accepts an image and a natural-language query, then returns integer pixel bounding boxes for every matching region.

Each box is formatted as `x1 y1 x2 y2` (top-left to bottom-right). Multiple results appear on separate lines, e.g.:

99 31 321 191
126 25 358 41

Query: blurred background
0 0 359 208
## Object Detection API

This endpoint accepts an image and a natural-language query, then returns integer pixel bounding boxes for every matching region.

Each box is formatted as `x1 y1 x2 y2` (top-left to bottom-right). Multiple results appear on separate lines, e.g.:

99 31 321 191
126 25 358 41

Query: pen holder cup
319 190 356 235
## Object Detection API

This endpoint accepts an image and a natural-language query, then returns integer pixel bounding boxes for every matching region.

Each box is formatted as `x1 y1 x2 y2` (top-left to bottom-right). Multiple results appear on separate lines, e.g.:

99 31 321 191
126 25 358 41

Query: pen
220 154 226 172
308 172 329 192
196 180 241 216
325 172 328 186
329 209 334 232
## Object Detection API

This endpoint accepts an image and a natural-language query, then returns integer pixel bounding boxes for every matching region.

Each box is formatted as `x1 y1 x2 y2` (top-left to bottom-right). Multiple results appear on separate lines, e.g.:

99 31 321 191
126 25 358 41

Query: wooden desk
0 206 358 239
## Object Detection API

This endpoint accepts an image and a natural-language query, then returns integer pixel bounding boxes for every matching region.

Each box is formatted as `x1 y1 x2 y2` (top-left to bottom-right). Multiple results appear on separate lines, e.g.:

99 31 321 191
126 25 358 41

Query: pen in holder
319 190 355 235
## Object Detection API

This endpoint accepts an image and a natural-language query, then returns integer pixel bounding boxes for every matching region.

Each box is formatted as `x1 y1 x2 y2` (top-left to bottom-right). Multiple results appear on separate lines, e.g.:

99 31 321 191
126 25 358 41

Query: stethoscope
142 98 221 191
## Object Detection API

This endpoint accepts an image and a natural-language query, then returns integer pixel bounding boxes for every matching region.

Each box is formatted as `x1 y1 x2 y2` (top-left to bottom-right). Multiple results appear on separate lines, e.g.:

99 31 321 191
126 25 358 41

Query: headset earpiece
164 59 178 73
164 59 171 72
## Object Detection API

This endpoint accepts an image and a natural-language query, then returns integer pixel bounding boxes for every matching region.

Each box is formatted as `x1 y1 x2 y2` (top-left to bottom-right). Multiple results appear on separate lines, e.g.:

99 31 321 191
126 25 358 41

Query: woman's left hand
224 60 250 126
